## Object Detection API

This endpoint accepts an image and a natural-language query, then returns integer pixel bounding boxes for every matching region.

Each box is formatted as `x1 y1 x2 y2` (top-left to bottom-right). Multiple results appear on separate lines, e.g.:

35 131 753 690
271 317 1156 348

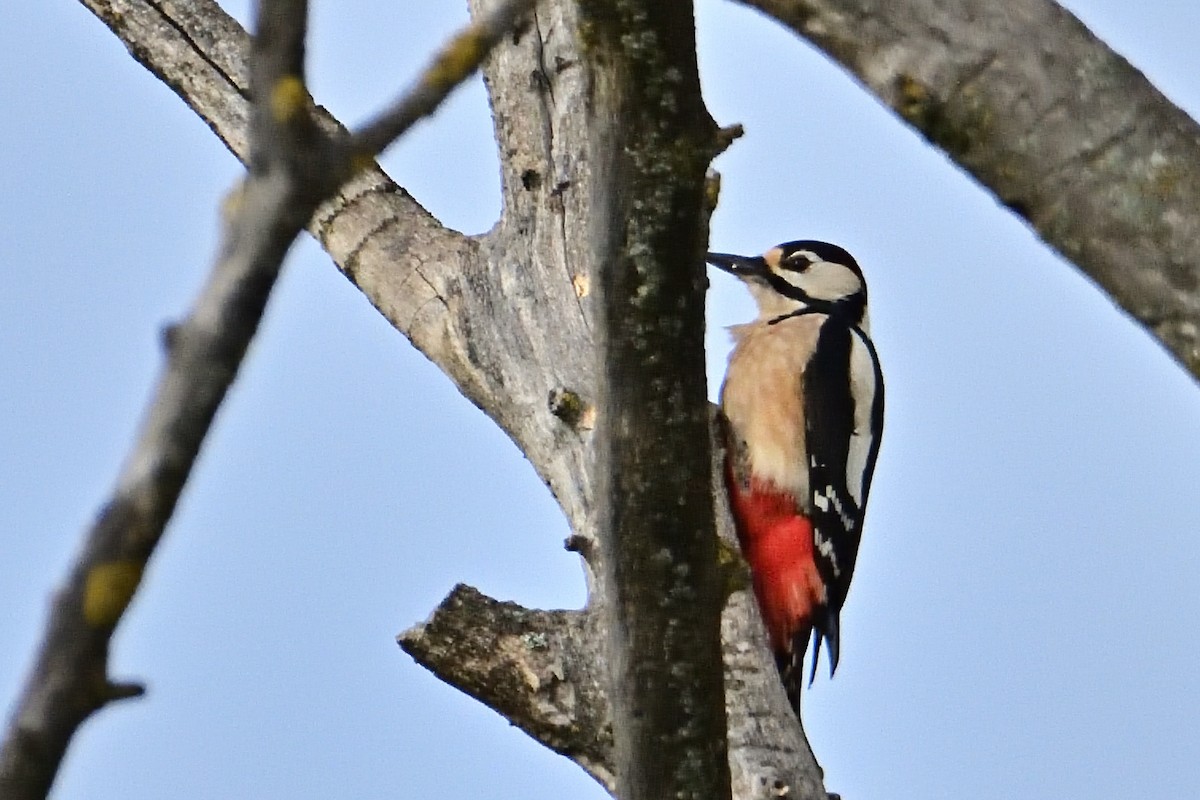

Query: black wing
803 318 864 679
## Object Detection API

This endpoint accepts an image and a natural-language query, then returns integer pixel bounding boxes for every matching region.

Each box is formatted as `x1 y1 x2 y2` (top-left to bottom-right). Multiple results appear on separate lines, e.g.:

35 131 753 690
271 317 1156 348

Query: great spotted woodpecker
709 240 884 717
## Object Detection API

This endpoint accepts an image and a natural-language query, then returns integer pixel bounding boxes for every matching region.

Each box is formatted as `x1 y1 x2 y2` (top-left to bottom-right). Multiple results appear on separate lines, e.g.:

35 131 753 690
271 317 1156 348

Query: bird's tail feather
776 624 813 719
776 610 843 719
814 607 841 681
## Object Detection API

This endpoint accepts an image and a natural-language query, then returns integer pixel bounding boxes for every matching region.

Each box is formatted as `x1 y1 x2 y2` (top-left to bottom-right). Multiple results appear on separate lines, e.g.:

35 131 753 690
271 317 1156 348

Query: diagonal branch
740 0 1200 378
401 583 827 800
350 0 533 158
0 2 535 797
0 0 312 790
77 0 831 794
76 0 598 532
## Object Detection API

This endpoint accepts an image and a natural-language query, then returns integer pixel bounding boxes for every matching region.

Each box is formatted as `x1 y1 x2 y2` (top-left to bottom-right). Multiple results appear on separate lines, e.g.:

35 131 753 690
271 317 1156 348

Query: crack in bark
147 0 247 96
36 0 1200 797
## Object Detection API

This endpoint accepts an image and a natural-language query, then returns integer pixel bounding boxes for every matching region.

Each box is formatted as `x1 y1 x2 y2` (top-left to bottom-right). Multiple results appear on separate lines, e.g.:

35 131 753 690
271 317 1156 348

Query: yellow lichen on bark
270 75 309 123
221 182 246 220
83 561 144 627
349 151 378 174
715 537 751 599
425 29 487 89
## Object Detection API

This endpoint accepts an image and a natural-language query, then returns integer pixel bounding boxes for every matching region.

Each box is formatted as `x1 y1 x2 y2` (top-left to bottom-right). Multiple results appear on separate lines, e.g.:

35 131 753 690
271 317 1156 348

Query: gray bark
400 418 824 798
63 2 828 795
0 0 536 796
580 2 731 798
21 0 1197 797
740 0 1200 378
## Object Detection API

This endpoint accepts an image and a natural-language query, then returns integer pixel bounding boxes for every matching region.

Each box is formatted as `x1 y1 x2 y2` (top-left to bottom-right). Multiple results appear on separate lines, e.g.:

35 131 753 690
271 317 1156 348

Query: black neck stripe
768 299 866 327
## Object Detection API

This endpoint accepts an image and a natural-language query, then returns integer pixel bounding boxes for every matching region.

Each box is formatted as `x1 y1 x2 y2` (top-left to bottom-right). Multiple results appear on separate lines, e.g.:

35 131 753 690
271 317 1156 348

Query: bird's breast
720 316 823 503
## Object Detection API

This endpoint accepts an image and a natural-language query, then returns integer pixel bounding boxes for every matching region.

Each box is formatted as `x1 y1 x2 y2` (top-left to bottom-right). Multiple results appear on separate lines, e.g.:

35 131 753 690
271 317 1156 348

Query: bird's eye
782 251 815 271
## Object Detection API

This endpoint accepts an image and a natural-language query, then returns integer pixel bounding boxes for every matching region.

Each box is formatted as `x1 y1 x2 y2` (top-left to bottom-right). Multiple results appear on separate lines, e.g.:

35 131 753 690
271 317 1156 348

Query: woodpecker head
707 240 867 325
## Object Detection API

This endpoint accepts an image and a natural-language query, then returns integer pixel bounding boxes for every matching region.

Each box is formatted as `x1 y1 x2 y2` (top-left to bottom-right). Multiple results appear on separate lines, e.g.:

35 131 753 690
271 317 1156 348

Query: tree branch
77 0 600 535
0 0 312 790
350 0 534 158
741 0 1200 378
398 585 616 791
0 2 534 796
401 578 826 800
75 0 834 795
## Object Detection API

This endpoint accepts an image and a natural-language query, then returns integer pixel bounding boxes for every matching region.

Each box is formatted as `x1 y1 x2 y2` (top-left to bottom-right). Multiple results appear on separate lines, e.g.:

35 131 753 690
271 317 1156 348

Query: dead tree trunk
14 0 1198 797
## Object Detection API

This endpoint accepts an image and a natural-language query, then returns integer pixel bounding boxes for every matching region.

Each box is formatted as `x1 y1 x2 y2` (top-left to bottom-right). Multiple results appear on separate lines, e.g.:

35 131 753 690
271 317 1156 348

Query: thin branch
351 0 535 158
69 1 831 796
0 1 534 795
741 0 1200 379
74 0 591 531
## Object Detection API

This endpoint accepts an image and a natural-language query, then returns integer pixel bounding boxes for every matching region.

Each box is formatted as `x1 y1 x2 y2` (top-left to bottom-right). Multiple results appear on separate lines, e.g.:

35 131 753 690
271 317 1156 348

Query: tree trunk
23 0 1199 796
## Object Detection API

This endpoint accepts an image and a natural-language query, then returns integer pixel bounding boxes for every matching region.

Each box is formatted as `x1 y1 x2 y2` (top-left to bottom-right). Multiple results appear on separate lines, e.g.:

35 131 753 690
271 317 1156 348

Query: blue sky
2 2 1198 798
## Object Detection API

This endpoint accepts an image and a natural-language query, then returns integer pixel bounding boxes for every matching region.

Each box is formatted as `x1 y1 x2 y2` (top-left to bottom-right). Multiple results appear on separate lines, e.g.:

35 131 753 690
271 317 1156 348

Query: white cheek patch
782 261 862 302
748 280 805 321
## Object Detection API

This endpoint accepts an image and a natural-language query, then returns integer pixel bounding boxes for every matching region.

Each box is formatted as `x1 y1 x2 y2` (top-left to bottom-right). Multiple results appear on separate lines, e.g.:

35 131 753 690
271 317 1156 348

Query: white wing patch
814 525 839 577
846 327 880 505
812 484 853 529
813 482 856 579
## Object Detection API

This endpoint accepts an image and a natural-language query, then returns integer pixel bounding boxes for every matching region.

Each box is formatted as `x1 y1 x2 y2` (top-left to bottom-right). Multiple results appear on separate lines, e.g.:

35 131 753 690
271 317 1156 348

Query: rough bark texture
400 586 616 789
35 0 1199 797
399 429 825 799
400 588 825 799
740 0 1200 377
0 0 321 793
0 1 535 797
64 1 830 796
580 2 731 797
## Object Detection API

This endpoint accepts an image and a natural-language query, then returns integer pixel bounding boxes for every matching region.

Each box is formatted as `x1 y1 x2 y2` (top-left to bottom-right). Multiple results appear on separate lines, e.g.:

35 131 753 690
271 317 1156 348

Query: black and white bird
709 239 884 717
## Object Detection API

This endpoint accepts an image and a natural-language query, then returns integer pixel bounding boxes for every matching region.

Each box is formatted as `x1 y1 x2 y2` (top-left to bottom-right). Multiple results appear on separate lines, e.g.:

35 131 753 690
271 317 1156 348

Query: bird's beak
706 252 768 279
